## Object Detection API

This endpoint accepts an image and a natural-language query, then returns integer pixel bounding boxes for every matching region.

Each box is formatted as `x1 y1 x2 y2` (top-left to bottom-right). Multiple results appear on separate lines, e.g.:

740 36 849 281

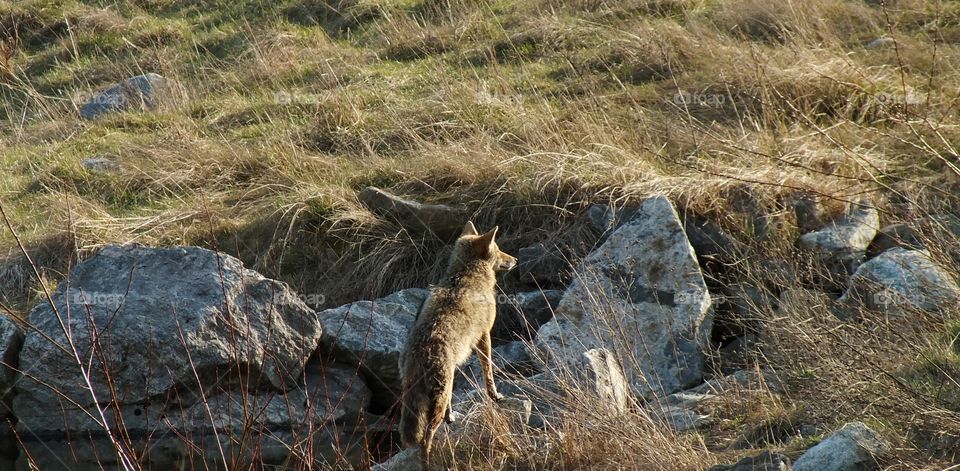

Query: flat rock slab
14 245 323 435
358 187 467 239
536 196 713 398
318 288 429 401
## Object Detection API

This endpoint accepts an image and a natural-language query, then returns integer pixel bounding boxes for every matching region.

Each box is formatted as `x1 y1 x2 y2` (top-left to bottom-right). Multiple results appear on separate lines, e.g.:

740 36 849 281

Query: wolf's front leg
475 331 503 402
444 397 454 423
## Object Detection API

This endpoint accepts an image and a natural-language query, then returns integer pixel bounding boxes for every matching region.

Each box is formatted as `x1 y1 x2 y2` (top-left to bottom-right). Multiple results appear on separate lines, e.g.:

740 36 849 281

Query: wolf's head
453 221 517 272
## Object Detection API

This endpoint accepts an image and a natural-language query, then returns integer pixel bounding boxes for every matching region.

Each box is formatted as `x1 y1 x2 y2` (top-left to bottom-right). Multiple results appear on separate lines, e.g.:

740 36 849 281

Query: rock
664 391 715 409
318 288 429 401
652 405 710 432
930 213 960 238
866 224 924 258
725 282 774 319
454 373 560 430
575 348 631 412
718 334 759 366
491 289 562 344
497 396 534 428
587 204 616 233
725 185 775 240
81 157 122 173
21 417 368 470
0 316 23 398
793 422 889 471
358 187 467 239
455 341 538 392
681 213 743 264
79 73 176 120
372 447 422 471
798 202 878 254
865 37 895 49
723 282 775 336
586 204 637 235
792 193 830 234
708 451 793 471
515 244 570 287
14 244 323 435
838 248 960 316
536 196 713 398
179 360 370 431
798 202 879 288
685 369 785 395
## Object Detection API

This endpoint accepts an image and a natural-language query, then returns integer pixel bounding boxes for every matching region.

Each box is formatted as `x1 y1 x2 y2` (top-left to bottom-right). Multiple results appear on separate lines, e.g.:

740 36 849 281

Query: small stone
682 213 743 263
81 157 122 173
793 421 889 471
798 202 878 254
653 405 710 432
372 447 422 471
866 223 924 258
79 73 176 119
865 37 896 49
708 451 792 471
586 204 615 234
798 201 879 289
497 396 534 428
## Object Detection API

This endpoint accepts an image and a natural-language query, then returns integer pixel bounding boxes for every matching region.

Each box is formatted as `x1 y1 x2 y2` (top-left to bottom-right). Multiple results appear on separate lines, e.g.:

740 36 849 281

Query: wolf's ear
474 225 498 248
461 221 479 237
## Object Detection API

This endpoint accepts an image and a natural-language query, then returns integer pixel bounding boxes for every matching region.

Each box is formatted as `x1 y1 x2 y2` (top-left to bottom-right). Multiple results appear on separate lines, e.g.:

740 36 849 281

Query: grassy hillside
1 0 959 468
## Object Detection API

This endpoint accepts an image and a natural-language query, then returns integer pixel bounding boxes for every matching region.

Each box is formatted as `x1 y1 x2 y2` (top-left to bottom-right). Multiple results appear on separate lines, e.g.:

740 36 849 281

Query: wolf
398 221 517 466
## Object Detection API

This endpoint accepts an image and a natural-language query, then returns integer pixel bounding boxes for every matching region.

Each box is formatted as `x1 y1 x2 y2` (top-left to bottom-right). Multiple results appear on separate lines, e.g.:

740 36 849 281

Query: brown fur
398 221 517 467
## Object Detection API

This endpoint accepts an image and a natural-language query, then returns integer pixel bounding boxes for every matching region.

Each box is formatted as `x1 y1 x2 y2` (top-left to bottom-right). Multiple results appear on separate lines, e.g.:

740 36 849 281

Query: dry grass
1 0 959 468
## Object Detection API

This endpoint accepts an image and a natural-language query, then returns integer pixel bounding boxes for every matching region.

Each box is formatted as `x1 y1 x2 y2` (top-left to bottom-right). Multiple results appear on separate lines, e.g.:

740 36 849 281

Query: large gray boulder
318 288 429 401
358 187 467 239
15 245 323 433
838 248 960 316
19 361 369 470
79 73 176 120
793 422 888 471
536 196 713 398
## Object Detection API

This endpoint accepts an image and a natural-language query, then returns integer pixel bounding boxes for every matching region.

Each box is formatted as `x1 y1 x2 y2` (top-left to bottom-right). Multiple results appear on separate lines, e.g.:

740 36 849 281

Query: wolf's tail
399 379 428 447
